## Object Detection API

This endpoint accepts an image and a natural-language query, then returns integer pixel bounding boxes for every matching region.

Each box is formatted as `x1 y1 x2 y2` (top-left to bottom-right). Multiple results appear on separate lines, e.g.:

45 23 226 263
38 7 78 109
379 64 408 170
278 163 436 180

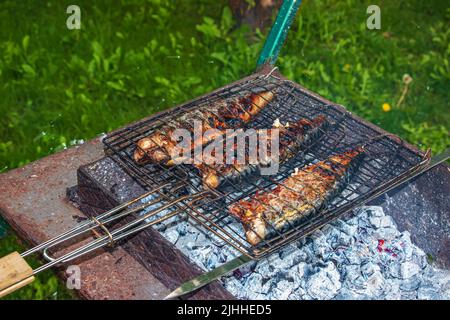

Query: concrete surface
0 137 170 300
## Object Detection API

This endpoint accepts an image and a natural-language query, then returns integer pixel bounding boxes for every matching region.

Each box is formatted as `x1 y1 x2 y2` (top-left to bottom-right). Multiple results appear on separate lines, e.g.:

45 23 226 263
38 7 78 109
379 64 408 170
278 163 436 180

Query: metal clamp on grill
102 71 431 259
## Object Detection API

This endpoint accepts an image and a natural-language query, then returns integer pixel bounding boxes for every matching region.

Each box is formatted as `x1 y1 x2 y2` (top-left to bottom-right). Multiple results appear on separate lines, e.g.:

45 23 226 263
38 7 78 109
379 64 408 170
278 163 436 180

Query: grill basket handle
0 252 35 298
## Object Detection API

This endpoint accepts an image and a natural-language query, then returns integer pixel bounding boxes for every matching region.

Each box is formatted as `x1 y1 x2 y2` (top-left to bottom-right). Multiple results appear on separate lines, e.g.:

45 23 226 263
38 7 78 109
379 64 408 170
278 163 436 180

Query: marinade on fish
228 148 365 245
195 115 329 189
133 91 275 165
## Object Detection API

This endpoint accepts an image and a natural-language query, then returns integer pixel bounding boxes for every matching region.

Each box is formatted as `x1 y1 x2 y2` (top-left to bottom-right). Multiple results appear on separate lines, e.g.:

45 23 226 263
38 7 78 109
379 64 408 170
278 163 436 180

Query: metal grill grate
102 71 430 259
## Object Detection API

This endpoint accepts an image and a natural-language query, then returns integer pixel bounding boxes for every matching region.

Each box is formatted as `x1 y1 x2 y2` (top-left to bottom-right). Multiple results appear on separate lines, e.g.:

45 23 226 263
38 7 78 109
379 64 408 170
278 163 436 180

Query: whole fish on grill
195 115 329 189
133 91 275 165
228 147 364 245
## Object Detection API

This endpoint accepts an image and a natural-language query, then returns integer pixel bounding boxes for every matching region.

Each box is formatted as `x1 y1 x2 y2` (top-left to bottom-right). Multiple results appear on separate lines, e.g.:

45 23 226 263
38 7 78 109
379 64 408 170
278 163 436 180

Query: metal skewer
0 181 209 298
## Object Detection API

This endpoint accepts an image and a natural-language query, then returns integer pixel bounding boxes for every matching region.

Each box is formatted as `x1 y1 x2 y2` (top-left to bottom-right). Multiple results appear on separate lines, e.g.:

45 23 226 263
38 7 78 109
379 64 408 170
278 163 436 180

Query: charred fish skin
218 91 274 125
133 91 274 165
197 115 330 189
228 147 364 246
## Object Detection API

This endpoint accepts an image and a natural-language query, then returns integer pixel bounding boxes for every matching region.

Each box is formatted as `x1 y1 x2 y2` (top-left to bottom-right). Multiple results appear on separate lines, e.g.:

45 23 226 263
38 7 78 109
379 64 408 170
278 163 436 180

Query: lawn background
0 0 448 299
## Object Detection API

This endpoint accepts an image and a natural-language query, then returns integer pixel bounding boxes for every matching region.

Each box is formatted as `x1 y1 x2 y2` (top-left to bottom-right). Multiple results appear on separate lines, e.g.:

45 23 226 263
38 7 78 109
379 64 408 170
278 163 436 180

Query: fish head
133 133 172 164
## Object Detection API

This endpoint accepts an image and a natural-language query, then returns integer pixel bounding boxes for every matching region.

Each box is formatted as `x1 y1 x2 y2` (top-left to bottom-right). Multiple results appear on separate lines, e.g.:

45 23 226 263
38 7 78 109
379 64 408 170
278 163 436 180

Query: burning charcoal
296 236 309 247
400 275 421 291
324 251 347 267
210 235 226 247
369 214 395 229
397 231 413 257
385 261 402 278
278 249 305 269
193 232 207 248
343 248 362 266
186 224 201 235
224 277 246 298
190 245 216 270
402 245 415 264
321 224 334 234
305 261 341 300
400 261 421 279
246 292 267 300
295 243 315 263
326 226 354 249
175 221 189 236
400 290 418 300
226 221 245 235
411 249 428 270
244 272 264 294
270 280 294 300
254 261 278 279
383 279 401 300
260 278 275 294
334 286 362 300
287 287 307 300
417 285 441 300
422 267 450 292
358 220 369 230
356 207 370 222
343 264 366 289
156 203 450 300
361 262 381 277
140 194 160 208
373 227 400 241
174 233 196 251
176 240 193 251
162 227 179 244
334 220 358 237
311 231 333 259
414 254 428 271
330 219 346 230
310 229 326 240
364 271 385 297
213 249 229 265
366 206 385 218
287 262 307 281
346 215 359 226
206 254 220 270
279 243 298 258
220 245 240 262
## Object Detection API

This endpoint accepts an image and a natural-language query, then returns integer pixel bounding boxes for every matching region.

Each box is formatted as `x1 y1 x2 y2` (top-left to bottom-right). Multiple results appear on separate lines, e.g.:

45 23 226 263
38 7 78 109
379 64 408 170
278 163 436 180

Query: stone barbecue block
0 138 170 299
372 163 450 269
74 155 234 300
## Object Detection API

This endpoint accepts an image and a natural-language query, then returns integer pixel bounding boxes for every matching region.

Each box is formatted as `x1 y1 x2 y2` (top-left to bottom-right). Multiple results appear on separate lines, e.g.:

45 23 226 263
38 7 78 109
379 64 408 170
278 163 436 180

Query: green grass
0 217 76 299
280 0 449 152
0 0 448 299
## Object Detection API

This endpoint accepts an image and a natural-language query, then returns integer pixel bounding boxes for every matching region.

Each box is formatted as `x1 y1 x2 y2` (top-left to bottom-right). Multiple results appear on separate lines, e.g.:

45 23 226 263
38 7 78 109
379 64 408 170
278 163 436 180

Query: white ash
138 197 449 300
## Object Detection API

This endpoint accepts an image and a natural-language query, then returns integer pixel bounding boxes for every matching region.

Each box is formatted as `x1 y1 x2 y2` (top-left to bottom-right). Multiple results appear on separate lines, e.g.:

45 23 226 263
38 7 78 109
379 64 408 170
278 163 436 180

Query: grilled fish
228 147 364 245
195 116 329 189
133 91 275 165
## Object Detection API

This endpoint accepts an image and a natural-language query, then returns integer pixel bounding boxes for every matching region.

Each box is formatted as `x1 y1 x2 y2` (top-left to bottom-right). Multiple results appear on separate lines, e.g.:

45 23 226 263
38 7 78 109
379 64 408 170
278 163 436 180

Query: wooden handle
0 252 35 298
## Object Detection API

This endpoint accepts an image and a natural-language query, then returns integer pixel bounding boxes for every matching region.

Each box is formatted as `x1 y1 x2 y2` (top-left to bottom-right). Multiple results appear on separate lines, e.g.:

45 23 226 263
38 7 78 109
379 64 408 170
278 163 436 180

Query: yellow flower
382 103 391 112
343 64 351 72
